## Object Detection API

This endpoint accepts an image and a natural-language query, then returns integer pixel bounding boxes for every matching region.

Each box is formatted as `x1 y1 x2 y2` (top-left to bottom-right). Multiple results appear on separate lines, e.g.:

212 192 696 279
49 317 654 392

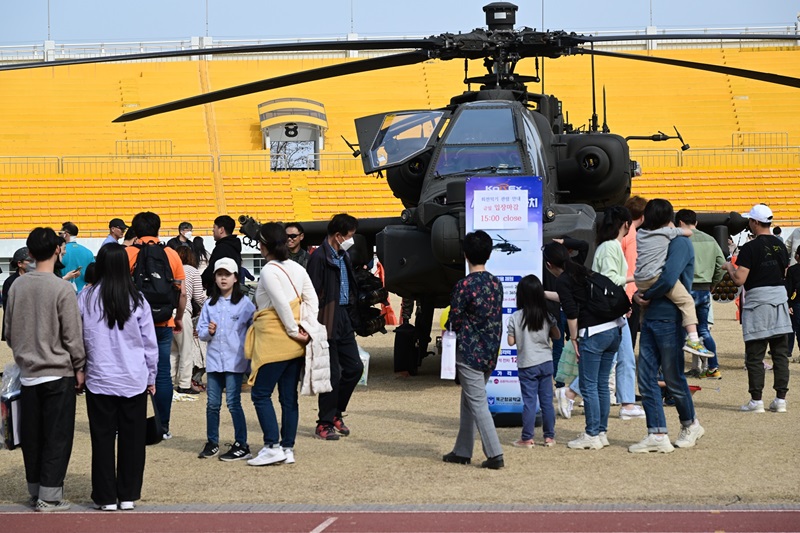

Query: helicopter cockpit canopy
359 111 445 173
433 104 524 177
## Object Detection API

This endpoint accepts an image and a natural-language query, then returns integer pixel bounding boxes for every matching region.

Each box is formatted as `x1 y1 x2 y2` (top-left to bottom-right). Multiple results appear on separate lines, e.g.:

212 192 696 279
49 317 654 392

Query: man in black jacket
201 215 242 293
307 213 363 441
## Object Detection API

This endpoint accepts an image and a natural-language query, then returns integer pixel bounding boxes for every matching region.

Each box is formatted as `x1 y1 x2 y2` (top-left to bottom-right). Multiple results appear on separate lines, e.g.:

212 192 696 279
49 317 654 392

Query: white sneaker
769 398 787 413
674 421 705 448
556 388 574 419
119 501 135 511
567 432 603 450
628 434 675 454
619 405 646 420
598 432 610 447
740 399 765 413
94 503 117 511
247 445 286 466
282 447 295 464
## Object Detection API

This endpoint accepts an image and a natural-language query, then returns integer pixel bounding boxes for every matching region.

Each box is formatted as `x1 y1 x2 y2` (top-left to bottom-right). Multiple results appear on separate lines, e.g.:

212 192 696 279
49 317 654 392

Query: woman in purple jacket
78 244 158 511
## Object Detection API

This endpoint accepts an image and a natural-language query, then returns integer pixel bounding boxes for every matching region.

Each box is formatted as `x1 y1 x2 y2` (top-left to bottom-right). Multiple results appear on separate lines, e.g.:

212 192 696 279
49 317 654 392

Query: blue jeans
577 327 621 436
250 358 303 449
154 327 174 429
638 319 696 434
518 361 555 441
615 320 637 404
692 290 718 369
206 372 247 445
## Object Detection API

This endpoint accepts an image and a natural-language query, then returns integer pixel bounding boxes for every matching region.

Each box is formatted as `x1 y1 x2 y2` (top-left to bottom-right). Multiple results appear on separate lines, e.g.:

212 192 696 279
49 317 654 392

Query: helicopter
492 235 522 256
4 2 799 363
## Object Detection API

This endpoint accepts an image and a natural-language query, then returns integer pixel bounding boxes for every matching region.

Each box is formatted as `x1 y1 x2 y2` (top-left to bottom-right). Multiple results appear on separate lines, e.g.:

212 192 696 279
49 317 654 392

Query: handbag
440 330 456 380
145 392 163 446
555 340 579 385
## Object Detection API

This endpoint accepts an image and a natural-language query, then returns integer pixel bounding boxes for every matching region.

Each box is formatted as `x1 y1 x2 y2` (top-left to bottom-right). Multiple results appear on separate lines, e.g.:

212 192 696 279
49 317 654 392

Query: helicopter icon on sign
492 234 522 255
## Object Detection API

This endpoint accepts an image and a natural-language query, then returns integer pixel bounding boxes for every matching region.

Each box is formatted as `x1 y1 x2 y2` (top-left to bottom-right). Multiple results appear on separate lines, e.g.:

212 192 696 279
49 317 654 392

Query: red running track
1 510 799 533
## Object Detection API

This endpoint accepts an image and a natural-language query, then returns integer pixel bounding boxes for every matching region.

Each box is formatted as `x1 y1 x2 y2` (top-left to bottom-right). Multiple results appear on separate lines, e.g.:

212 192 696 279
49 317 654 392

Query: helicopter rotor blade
0 39 438 73
113 50 431 122
575 32 800 44
579 48 800 89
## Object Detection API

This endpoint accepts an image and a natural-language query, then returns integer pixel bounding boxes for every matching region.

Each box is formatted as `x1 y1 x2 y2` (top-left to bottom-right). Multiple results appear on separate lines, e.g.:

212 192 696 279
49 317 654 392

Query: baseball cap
214 257 238 274
743 204 773 224
10 247 30 269
109 218 129 230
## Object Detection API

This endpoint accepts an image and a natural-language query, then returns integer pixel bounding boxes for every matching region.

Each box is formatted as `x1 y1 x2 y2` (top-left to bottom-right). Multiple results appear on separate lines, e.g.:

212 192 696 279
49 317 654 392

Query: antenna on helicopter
590 42 599 133
341 135 361 158
464 59 471 91
602 86 610 133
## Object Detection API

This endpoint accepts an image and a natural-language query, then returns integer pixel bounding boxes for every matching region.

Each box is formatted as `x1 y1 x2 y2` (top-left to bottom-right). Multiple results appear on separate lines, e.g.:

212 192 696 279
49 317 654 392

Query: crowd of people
2 199 798 508
1 212 357 512
440 198 797 469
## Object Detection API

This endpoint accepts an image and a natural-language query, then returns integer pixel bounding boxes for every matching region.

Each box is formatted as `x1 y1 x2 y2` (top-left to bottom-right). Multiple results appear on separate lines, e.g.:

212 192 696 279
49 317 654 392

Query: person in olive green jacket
676 209 726 379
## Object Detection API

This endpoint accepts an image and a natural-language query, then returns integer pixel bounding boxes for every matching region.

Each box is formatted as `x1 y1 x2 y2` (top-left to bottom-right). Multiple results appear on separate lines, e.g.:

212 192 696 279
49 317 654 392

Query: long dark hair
193 236 210 263
90 243 143 329
542 242 589 285
516 274 547 332
596 206 632 245
259 222 289 261
208 269 245 306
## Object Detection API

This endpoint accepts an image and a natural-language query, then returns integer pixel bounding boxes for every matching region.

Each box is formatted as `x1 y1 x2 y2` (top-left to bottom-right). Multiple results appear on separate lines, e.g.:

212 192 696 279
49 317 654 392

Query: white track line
310 516 338 533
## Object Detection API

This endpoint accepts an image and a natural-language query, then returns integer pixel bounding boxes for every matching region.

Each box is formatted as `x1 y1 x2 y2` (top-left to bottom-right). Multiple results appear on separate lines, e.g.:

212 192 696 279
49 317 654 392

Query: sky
1 0 798 45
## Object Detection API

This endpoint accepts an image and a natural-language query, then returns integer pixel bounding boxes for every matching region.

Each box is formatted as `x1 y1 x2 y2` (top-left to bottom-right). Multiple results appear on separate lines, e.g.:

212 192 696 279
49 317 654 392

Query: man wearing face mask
307 213 364 440
167 222 194 250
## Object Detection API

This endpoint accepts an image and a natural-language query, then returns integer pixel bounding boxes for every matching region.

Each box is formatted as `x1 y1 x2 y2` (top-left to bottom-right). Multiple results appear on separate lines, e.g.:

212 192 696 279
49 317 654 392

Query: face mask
184 231 193 240
340 237 355 251
25 261 36 273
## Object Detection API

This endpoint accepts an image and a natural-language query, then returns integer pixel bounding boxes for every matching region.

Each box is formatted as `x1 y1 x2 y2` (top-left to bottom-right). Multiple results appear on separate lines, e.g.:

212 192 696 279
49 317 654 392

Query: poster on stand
465 176 543 420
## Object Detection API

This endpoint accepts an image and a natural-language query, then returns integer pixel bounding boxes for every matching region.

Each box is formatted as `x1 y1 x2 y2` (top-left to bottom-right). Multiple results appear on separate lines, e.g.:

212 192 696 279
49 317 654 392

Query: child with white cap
196 258 256 461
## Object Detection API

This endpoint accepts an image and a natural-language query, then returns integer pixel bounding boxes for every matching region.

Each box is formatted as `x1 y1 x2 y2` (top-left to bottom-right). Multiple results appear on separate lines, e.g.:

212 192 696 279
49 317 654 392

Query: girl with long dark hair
78 243 158 511
507 274 560 447
592 206 644 420
196 258 256 462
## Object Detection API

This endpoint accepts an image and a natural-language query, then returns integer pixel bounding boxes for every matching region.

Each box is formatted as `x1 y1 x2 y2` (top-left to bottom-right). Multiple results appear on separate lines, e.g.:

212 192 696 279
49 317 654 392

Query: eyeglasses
286 234 301 239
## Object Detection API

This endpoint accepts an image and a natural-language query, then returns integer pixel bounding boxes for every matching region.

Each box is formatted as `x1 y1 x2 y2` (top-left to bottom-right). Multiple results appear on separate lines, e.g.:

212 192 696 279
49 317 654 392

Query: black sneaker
219 441 252 462
198 441 219 459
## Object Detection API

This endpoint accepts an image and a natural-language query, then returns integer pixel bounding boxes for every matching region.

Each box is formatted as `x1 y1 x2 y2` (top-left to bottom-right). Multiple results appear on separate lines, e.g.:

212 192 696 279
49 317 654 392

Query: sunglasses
286 233 301 239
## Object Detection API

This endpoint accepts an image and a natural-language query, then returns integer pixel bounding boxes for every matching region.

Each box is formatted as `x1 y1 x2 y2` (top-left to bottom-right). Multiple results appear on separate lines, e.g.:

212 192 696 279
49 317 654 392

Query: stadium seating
0 47 799 235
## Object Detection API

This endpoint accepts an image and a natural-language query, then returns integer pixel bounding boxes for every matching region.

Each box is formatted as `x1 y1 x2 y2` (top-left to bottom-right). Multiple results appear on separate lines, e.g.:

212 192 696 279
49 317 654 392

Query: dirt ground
1 301 798 507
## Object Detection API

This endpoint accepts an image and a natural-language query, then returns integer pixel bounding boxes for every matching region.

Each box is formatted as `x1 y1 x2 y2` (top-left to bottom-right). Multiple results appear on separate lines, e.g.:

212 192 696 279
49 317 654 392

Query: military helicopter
4 2 799 357
493 235 522 256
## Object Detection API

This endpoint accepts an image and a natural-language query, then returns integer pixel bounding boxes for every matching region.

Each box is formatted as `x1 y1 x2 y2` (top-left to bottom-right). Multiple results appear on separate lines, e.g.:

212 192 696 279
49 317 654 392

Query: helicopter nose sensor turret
483 2 518 31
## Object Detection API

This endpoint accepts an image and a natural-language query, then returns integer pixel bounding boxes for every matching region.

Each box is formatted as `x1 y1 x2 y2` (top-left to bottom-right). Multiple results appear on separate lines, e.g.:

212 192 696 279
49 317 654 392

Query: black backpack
584 272 631 323
132 242 178 323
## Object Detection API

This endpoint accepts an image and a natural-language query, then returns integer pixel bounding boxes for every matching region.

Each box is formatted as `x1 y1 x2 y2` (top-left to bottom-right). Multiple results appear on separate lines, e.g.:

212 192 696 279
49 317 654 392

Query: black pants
86 389 147 505
317 307 364 425
20 377 76 502
745 335 790 401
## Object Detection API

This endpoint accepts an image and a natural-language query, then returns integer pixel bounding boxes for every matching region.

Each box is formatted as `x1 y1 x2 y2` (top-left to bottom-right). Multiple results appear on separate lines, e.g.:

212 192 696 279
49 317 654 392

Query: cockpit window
442 107 517 144
433 106 523 176
369 111 444 169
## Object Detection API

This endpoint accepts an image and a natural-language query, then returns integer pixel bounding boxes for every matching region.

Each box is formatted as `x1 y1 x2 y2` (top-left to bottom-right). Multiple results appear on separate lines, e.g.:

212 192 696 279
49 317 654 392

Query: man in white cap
724 203 792 413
